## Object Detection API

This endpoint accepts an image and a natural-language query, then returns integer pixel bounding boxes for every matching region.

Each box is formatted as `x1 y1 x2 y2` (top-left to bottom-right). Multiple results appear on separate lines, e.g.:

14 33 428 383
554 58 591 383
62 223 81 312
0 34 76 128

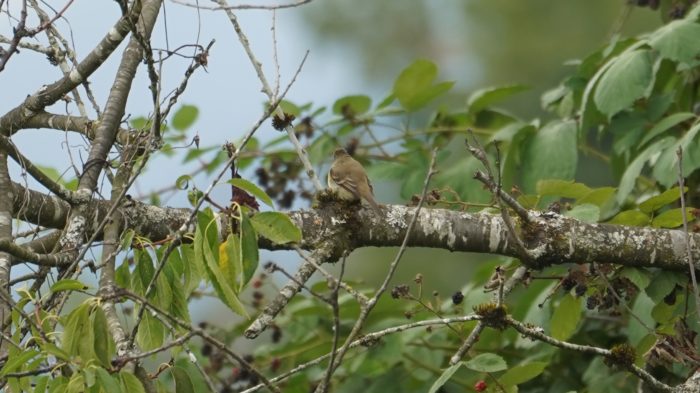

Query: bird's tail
365 195 382 213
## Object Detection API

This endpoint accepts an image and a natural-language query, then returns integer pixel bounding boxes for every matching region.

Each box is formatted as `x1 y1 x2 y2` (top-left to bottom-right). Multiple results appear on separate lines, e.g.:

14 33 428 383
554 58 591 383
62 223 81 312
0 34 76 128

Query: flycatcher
328 148 381 212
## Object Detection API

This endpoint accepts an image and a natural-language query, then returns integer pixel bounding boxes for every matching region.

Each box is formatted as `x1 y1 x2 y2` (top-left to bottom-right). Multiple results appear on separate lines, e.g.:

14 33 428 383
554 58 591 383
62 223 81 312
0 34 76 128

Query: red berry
474 380 487 392
270 357 281 372
252 279 263 288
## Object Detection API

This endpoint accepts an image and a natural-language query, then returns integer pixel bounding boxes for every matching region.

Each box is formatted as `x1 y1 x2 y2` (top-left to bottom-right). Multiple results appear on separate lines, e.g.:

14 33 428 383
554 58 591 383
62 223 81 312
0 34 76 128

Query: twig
0 0 27 72
320 254 346 393
313 148 440 392
240 314 482 393
215 0 323 191
293 247 368 305
676 147 700 319
0 135 76 203
505 316 672 392
449 266 527 365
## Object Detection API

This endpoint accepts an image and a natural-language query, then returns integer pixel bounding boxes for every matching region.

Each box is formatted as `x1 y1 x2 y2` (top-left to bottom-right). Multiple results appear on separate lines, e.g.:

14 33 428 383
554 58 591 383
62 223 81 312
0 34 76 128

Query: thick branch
23 112 135 144
8 185 700 271
0 2 141 134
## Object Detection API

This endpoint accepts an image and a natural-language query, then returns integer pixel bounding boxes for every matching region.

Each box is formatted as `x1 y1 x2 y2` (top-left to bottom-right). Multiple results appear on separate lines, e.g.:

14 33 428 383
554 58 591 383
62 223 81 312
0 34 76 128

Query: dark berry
575 284 587 297
451 291 464 305
561 277 576 292
391 284 410 299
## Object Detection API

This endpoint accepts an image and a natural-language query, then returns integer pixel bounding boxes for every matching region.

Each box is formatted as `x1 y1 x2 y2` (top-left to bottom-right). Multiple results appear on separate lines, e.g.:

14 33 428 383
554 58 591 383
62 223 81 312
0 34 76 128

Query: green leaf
119 371 146 393
652 121 700 188
651 208 696 228
176 175 192 190
308 134 336 165
131 250 155 296
498 361 548 386
0 349 40 377
536 180 591 199
171 366 196 393
649 19 700 64
427 362 462 393
95 367 122 393
639 187 687 213
640 112 695 147
228 178 273 207
333 95 371 116
464 353 508 372
617 137 675 204
564 203 600 223
92 307 114 368
34 376 49 393
136 311 165 351
119 229 135 252
172 105 199 131
550 293 581 341
467 84 529 115
65 372 85 393
646 271 685 303
577 187 616 208
250 211 302 244
195 210 249 317
619 267 651 290
219 234 241 291
607 210 650 226
522 120 578 193
154 272 173 310
239 214 259 289
627 293 656 346
62 302 91 357
393 59 454 111
50 279 89 293
593 49 653 119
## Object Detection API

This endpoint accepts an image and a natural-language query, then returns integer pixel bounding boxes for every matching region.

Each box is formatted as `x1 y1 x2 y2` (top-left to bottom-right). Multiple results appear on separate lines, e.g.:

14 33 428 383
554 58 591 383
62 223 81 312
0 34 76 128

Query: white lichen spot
108 26 123 41
649 248 656 265
0 213 10 226
418 210 457 248
330 217 346 225
567 231 575 258
528 243 547 259
386 206 408 230
68 69 83 84
670 231 687 259
488 217 501 253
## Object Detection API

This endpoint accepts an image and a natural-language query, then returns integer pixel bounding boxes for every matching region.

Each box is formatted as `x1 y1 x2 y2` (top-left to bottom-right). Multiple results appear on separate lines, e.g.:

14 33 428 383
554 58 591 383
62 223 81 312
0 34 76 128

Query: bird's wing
330 166 360 199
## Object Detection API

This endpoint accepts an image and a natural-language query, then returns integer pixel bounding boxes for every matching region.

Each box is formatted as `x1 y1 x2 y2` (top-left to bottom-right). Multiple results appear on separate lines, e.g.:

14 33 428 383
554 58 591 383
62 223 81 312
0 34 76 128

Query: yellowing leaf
550 294 581 341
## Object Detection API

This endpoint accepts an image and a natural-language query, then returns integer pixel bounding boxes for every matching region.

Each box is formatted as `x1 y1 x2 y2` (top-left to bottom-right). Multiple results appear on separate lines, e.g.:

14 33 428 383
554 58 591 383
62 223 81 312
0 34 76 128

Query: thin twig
676 147 700 319
242 314 481 393
320 254 346 392
215 0 323 191
293 247 368 305
314 148 440 392
449 266 527 365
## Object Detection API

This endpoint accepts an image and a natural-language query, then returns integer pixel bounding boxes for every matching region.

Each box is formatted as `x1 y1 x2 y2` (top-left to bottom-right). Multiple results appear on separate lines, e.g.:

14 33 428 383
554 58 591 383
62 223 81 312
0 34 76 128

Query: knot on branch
473 303 508 330
604 343 636 369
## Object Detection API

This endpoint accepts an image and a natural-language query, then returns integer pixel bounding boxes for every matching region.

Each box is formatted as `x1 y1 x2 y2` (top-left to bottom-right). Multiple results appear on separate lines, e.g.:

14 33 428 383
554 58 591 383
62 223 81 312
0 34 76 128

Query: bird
327 148 381 212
